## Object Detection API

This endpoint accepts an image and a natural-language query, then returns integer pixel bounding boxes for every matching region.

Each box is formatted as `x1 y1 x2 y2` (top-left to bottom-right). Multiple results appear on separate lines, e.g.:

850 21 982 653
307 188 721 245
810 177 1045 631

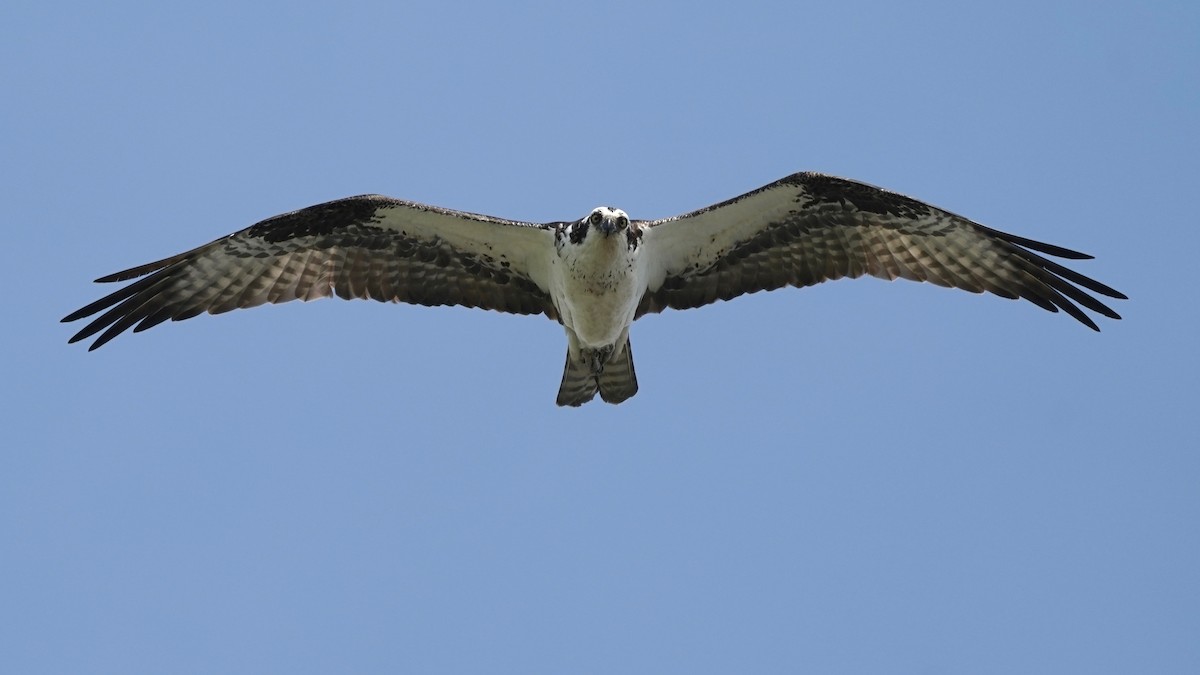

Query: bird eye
616 216 629 229
589 212 604 225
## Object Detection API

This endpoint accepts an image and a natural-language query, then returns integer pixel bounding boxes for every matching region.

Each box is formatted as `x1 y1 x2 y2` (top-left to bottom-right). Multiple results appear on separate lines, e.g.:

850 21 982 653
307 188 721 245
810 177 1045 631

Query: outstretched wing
64 196 559 349
638 172 1125 329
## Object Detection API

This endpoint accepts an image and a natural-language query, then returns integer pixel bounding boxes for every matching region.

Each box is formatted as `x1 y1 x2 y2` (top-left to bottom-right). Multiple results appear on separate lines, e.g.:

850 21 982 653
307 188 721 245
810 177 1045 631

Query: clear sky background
3 1 1198 672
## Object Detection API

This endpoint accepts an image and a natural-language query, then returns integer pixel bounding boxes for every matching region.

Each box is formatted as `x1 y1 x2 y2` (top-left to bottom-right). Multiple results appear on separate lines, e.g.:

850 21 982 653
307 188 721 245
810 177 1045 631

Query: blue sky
3 1 1198 672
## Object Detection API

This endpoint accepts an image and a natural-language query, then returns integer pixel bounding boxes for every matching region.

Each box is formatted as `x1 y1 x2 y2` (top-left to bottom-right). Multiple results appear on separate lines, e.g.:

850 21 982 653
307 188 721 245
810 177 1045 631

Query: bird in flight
64 172 1125 406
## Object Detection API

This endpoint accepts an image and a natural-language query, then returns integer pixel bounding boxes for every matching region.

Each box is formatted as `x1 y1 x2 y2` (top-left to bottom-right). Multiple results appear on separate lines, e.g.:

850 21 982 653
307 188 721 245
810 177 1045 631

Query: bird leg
582 345 613 375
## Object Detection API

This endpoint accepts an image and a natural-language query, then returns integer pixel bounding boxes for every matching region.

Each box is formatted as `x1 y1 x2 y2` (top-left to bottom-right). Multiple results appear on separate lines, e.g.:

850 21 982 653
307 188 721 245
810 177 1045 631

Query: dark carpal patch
798 173 934 220
223 222 394 259
247 196 386 243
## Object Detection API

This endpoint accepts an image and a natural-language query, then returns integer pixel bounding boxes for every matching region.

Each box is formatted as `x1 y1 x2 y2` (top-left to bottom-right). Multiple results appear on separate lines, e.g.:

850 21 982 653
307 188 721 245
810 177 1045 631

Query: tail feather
556 352 599 407
598 339 637 404
555 338 639 407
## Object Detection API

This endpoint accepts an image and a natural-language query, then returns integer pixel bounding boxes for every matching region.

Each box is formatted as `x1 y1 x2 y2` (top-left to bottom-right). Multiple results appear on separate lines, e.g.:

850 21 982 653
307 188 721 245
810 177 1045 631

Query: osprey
64 172 1125 406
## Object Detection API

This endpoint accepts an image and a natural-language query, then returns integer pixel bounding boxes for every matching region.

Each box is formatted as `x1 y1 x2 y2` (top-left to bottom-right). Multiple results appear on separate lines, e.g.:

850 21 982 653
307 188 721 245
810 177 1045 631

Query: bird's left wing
64 196 558 349
638 172 1125 329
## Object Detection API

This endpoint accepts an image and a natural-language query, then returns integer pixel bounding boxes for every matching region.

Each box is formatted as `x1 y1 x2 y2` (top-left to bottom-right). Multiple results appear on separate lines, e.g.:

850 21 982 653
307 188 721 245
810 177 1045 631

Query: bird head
582 207 630 238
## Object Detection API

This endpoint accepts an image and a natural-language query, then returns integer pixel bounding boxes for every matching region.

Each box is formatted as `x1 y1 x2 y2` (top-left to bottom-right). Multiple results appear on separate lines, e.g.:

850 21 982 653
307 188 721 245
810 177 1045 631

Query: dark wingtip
66 325 101 347
97 265 148 281
85 326 122 351
62 307 91 323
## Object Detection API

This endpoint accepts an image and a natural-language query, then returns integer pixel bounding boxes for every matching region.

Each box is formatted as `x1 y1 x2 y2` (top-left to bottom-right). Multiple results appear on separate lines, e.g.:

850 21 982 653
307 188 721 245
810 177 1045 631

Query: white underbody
550 226 645 350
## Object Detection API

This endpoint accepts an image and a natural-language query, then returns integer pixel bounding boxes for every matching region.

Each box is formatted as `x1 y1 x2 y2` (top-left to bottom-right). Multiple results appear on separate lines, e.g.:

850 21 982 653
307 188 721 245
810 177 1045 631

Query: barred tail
555 338 639 407
597 339 637 404
556 351 598 407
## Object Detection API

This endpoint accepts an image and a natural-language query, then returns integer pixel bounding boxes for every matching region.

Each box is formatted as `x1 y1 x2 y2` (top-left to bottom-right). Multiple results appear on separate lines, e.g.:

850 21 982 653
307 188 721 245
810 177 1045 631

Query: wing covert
64 195 558 349
638 172 1126 329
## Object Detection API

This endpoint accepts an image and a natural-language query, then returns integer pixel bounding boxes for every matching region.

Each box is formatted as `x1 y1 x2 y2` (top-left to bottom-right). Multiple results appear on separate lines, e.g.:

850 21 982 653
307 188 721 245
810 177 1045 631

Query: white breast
550 232 646 348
